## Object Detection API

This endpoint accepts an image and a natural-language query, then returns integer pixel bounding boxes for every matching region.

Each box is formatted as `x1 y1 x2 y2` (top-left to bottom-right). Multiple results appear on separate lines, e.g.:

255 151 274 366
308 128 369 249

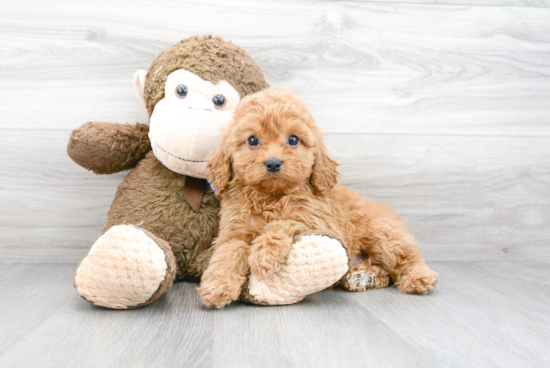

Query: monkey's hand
68 122 151 174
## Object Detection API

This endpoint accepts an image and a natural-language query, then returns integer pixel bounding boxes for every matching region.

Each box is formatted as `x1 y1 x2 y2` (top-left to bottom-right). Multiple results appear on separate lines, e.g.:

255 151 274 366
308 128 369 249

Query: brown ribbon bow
182 176 207 213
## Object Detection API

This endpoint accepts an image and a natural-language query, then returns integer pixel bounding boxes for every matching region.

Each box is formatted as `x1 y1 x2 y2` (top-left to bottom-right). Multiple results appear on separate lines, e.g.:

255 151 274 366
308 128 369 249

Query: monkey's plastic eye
247 136 259 147
288 135 300 146
176 85 188 98
213 94 226 107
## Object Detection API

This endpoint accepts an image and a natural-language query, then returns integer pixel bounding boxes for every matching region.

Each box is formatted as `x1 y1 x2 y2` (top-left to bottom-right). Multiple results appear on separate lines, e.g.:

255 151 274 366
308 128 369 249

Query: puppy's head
208 88 339 195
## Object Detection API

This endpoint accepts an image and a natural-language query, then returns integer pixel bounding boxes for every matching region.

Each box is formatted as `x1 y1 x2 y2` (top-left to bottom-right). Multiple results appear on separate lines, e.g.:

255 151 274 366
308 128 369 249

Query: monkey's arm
67 122 151 174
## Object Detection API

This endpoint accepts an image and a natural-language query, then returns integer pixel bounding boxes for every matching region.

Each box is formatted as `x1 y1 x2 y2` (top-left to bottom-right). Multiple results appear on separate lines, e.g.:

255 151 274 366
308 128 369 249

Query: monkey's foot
74 225 177 309
241 231 349 305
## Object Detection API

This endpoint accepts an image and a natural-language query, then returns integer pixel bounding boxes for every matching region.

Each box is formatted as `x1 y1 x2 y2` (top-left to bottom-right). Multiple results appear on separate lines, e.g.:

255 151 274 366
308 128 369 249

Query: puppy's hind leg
368 229 438 295
340 259 390 292
395 261 439 295
393 237 438 295
360 203 438 295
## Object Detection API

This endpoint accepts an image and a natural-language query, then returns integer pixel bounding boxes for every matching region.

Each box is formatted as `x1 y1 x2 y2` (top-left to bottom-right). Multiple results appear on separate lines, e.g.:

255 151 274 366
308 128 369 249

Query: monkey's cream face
148 69 241 178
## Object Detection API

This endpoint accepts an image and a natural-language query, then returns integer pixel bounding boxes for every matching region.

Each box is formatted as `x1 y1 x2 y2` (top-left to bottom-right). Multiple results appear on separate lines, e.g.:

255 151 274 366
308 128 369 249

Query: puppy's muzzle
265 157 282 173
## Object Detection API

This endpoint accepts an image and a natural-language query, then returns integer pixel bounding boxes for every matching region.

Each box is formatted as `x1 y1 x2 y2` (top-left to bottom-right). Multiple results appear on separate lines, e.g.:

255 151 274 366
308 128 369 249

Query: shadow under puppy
198 88 438 309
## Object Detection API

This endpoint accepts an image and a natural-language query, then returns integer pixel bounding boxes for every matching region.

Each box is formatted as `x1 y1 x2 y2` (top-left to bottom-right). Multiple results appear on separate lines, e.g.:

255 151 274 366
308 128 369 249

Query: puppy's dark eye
213 94 225 107
247 136 259 147
176 85 188 98
288 135 300 146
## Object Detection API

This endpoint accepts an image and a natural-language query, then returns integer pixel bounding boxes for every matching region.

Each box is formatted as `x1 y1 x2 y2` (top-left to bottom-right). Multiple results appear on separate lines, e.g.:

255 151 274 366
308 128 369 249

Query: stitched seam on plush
155 142 207 163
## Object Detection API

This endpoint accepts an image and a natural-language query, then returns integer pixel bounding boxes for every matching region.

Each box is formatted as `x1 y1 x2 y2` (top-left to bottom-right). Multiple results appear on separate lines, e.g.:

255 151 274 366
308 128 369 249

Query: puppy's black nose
265 157 282 173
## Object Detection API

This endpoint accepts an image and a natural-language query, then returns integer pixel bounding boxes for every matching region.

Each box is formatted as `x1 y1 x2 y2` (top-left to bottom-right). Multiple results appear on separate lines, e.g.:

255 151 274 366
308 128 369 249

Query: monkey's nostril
265 158 282 173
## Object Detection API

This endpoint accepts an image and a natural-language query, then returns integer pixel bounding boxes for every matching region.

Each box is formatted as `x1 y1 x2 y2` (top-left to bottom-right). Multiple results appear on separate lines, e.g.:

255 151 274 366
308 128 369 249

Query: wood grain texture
0 0 549 263
1 130 549 262
328 133 550 261
0 261 548 368
0 264 76 355
349 0 550 7
0 0 549 136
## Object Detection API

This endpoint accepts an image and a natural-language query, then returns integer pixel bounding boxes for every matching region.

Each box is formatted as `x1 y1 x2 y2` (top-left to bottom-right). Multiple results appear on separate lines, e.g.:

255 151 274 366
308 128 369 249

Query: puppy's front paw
249 233 293 280
197 275 245 309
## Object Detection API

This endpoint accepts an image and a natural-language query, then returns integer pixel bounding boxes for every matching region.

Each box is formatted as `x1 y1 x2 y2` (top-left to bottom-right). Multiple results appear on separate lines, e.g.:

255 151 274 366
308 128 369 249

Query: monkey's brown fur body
68 123 219 281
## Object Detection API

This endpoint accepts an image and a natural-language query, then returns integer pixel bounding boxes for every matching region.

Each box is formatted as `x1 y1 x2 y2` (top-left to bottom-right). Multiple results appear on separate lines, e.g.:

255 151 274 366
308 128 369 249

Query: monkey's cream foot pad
246 234 349 305
74 225 176 309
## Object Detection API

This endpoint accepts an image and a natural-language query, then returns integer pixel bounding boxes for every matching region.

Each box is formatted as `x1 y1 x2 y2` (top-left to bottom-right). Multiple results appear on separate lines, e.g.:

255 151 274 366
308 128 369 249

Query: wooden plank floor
0 261 548 368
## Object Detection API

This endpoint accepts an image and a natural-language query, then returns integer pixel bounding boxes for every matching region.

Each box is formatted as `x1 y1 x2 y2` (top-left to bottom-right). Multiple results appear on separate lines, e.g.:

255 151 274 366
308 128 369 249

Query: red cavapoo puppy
198 88 438 309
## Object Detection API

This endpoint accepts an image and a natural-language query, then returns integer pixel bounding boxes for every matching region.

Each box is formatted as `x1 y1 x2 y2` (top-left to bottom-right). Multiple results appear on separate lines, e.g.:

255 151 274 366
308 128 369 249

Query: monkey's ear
133 69 147 106
310 142 340 194
207 137 232 195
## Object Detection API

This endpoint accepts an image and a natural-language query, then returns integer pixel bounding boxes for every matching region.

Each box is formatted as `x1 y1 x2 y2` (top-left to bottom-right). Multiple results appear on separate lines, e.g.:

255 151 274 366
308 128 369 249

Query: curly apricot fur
198 89 438 308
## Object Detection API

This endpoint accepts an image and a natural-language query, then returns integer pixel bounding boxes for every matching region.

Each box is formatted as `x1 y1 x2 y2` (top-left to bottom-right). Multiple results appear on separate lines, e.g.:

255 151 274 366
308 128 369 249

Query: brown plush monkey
68 36 349 309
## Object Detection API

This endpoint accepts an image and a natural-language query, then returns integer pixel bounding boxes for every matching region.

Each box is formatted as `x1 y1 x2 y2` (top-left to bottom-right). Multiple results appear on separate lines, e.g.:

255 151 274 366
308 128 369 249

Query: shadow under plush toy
68 36 349 309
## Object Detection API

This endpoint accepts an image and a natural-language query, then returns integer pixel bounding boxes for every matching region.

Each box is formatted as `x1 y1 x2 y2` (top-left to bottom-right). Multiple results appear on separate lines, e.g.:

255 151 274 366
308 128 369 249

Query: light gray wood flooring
0 261 548 368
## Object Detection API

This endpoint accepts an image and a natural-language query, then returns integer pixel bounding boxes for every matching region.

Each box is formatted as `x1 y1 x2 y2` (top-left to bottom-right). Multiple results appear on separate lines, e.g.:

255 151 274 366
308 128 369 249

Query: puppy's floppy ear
207 135 232 195
310 142 340 193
